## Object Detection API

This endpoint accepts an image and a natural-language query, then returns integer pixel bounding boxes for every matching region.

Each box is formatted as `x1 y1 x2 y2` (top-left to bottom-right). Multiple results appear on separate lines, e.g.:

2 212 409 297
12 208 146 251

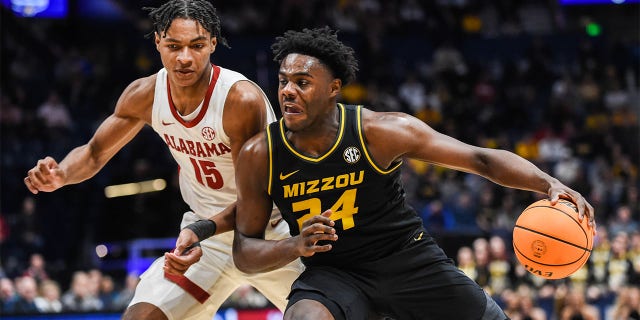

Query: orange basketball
513 199 593 279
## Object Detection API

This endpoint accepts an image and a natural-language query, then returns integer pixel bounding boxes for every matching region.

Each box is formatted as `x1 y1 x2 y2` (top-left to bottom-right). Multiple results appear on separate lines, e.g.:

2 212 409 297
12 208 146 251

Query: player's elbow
232 233 260 274
232 249 250 273
232 251 262 274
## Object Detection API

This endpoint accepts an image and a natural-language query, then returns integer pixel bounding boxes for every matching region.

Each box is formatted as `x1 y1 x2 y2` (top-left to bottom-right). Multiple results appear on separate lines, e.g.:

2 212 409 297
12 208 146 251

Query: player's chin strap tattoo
163 219 217 304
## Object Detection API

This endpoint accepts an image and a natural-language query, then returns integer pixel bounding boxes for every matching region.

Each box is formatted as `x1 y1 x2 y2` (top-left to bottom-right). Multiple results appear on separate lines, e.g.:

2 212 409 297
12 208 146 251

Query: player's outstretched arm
232 133 337 274
24 76 154 194
361 108 595 228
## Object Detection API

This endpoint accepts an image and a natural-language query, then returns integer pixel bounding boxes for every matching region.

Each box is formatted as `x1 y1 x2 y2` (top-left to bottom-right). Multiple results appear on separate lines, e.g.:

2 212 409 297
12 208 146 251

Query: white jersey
150 65 276 219
133 66 303 320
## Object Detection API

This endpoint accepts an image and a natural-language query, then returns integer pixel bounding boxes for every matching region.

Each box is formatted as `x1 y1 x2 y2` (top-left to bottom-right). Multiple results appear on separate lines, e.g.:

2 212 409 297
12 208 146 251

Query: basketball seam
513 225 592 252
513 240 590 268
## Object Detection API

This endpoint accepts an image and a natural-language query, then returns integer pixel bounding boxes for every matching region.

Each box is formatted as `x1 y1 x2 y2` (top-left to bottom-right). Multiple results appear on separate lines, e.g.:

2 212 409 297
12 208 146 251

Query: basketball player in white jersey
23 1 303 319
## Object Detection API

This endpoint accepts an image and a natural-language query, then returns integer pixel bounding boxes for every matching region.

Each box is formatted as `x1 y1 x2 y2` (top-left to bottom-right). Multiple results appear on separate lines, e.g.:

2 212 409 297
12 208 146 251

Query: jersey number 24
293 188 359 231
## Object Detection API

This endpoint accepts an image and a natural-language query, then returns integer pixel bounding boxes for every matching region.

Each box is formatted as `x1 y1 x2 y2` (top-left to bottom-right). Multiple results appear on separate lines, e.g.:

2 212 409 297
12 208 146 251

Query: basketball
513 199 593 280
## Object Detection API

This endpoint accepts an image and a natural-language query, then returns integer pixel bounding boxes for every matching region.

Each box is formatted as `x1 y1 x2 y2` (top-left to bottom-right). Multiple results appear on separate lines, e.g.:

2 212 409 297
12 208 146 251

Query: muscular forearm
59 144 108 186
233 233 300 273
209 202 236 235
478 149 557 194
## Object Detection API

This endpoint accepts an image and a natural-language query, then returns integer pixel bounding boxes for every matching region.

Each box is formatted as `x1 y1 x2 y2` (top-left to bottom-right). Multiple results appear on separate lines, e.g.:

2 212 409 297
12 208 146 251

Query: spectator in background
432 40 468 78
450 190 481 233
61 271 103 312
87 269 103 301
456 246 478 282
12 276 38 314
488 235 515 297
473 237 491 290
630 231 640 284
590 226 612 285
516 285 548 320
559 287 600 320
607 285 640 320
609 205 639 237
501 288 522 319
420 199 455 234
111 273 138 312
36 91 73 131
34 279 62 313
0 214 9 253
98 275 119 311
397 73 428 114
607 233 635 293
8 197 44 262
0 277 18 314
22 253 49 284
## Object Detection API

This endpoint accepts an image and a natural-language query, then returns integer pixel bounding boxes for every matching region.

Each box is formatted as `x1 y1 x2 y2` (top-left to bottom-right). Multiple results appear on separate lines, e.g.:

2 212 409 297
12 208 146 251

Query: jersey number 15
189 158 223 189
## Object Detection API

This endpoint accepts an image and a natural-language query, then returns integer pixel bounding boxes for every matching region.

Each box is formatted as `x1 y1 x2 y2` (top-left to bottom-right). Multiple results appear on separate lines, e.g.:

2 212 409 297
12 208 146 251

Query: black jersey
267 104 423 267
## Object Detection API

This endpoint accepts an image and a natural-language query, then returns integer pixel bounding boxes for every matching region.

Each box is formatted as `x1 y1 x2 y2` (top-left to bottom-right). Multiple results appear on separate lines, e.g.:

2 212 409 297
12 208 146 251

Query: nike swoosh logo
270 218 283 228
414 232 424 241
162 120 174 126
279 170 299 180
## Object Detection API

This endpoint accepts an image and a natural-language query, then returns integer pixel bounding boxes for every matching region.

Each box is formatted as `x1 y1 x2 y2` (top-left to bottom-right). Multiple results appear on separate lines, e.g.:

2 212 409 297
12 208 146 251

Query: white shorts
128 212 305 320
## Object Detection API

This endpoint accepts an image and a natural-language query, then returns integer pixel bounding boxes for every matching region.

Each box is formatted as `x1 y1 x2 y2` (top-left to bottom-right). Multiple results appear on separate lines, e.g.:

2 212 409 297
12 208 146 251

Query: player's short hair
143 0 229 48
271 26 359 85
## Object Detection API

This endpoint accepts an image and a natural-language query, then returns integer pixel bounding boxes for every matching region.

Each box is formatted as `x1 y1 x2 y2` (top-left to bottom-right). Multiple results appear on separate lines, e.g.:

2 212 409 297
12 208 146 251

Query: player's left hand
548 181 596 232
164 228 203 275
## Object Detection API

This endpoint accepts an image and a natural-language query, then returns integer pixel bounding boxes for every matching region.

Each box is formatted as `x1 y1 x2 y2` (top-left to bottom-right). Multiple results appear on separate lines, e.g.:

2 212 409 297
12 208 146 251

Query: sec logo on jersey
343 146 361 164
201 127 216 141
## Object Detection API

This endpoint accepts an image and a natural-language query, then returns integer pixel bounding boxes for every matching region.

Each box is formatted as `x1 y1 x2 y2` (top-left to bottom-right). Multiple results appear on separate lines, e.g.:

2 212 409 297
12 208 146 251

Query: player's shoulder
114 74 157 116
124 74 157 99
217 66 263 98
239 130 269 157
360 107 415 132
227 78 265 103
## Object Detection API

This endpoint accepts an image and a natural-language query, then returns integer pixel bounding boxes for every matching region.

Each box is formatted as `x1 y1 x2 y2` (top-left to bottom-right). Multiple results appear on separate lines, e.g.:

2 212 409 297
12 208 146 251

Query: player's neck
287 104 341 157
169 66 213 116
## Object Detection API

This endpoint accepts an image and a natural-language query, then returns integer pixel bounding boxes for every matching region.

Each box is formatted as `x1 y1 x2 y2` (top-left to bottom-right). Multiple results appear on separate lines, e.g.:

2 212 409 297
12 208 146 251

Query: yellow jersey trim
279 104 346 162
356 105 403 174
267 124 274 195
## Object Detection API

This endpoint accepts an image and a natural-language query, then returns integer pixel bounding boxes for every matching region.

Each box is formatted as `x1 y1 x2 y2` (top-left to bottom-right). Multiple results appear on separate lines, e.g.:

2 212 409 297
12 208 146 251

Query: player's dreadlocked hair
271 26 358 85
143 0 229 48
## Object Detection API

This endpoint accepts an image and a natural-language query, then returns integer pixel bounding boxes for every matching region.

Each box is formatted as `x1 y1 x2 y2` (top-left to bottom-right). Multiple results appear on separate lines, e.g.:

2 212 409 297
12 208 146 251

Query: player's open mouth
176 69 194 75
284 104 303 114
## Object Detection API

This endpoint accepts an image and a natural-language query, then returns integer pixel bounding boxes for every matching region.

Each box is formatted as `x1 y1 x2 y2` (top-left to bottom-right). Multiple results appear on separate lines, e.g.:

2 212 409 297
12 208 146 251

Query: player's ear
329 78 341 98
210 37 217 54
154 32 161 51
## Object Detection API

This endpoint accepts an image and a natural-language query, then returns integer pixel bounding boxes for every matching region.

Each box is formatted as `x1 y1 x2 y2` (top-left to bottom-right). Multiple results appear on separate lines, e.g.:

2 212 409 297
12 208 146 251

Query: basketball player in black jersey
232 27 595 320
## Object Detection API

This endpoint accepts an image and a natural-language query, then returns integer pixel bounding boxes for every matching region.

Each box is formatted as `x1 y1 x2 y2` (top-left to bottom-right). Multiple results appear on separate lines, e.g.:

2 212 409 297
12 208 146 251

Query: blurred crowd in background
1 0 639 318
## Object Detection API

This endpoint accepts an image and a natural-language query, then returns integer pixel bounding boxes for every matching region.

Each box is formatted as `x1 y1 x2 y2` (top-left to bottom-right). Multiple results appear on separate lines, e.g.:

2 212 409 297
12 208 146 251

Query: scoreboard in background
0 0 67 18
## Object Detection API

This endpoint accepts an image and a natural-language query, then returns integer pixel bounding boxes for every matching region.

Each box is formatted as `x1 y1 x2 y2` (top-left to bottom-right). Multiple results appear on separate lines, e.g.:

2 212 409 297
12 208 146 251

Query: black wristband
184 220 217 241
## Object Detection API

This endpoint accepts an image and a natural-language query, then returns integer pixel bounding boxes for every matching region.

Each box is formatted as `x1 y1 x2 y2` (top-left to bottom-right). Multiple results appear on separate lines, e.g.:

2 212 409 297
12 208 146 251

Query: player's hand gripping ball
513 199 593 279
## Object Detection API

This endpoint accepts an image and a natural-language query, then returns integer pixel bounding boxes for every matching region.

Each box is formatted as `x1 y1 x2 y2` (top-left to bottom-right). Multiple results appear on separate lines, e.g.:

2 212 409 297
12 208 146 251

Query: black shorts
287 230 507 320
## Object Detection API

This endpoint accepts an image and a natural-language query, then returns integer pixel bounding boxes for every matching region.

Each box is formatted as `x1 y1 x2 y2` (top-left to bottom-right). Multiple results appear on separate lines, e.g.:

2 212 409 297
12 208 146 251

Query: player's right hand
164 228 203 275
24 157 66 194
296 209 338 257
